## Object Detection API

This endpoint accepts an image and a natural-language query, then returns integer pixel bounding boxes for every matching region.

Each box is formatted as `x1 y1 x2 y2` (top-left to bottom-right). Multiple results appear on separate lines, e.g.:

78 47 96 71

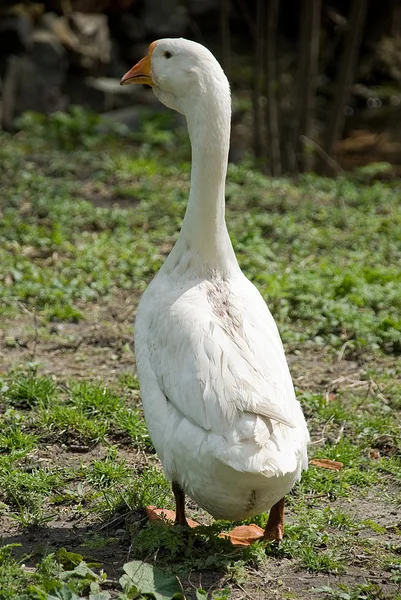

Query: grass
2 112 401 355
0 108 400 599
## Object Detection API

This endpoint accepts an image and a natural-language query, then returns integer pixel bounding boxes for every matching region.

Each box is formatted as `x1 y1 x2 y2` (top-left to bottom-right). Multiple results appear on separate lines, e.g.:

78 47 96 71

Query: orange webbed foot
145 507 279 547
145 506 200 528
219 524 265 546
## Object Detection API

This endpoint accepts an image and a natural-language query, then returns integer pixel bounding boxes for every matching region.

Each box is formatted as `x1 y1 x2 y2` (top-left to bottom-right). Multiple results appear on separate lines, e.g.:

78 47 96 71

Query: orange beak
120 42 156 87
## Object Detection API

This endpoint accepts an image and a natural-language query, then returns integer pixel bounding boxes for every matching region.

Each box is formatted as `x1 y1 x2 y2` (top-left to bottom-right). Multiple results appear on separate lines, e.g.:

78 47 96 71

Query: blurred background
0 0 400 175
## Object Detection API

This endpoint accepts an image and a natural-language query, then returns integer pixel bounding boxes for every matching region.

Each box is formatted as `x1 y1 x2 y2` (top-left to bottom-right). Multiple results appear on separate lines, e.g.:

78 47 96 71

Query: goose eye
164 51 172 59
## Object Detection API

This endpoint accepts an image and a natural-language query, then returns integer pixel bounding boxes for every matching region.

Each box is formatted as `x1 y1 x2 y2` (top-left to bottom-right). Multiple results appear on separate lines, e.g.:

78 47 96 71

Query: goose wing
140 276 299 436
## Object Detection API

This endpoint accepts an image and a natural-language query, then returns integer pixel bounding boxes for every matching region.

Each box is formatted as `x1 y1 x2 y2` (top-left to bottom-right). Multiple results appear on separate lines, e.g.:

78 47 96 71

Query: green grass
1 112 401 354
4 372 57 408
0 109 400 599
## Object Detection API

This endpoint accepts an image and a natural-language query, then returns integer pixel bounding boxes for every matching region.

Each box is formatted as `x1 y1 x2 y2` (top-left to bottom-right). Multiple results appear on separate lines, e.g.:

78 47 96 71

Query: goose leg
263 497 285 542
222 498 285 546
172 481 189 527
144 485 200 528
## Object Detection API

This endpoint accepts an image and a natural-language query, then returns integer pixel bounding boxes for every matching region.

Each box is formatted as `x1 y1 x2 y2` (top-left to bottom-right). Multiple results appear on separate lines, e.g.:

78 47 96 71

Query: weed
3 370 57 409
323 509 357 530
44 303 84 322
124 465 173 510
0 426 36 455
362 519 387 534
70 382 122 418
2 116 401 351
38 403 109 444
299 547 343 573
114 406 151 447
85 448 130 488
118 372 140 391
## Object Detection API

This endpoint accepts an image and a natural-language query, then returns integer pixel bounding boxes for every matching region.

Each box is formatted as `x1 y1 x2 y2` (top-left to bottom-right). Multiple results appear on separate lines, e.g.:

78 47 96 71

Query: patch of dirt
0 291 136 382
32 442 153 472
78 180 140 210
289 345 364 391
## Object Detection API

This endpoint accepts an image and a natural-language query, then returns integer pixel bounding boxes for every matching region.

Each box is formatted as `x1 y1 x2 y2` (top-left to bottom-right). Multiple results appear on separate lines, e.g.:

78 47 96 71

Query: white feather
133 38 309 521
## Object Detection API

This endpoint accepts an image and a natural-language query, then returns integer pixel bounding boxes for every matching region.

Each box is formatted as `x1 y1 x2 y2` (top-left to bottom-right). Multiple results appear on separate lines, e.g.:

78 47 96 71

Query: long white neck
163 78 238 277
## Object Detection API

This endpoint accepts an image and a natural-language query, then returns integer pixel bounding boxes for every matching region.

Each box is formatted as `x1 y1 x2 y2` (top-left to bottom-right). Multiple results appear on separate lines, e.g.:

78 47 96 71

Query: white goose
121 38 309 544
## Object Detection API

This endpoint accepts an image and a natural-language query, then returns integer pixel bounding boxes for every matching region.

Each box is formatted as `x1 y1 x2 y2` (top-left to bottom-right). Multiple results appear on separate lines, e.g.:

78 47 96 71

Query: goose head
120 38 230 117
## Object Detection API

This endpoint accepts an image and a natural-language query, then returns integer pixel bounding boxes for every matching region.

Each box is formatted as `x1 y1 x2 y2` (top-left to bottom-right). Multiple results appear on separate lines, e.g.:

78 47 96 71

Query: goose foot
220 497 285 546
263 497 285 543
145 505 200 528
145 492 285 547
221 524 265 546
144 481 200 528
145 507 264 546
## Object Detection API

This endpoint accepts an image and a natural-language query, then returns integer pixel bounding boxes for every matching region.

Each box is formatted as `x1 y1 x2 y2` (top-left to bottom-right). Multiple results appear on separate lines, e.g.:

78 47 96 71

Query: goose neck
175 91 237 273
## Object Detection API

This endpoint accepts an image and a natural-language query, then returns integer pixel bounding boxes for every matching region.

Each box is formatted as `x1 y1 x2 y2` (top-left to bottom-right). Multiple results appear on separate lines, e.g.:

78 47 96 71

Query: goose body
121 38 309 531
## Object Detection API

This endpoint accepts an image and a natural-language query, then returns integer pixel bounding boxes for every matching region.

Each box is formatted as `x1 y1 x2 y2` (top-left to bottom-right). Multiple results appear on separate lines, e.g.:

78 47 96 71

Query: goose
120 38 309 544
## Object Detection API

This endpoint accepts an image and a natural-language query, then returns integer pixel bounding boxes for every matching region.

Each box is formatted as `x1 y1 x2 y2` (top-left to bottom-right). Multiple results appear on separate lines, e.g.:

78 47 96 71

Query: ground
0 108 400 600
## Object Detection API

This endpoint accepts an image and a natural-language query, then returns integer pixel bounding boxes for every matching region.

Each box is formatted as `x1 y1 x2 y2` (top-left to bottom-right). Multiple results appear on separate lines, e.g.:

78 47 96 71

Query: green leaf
47 584 83 600
58 562 98 582
72 562 99 579
56 547 84 569
119 560 184 600
119 577 140 598
196 590 208 600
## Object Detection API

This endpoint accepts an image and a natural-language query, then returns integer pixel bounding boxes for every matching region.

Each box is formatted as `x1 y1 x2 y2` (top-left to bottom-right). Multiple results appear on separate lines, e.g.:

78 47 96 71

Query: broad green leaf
56 548 84 569
58 562 98 582
47 584 83 600
119 560 184 600
196 590 208 600
119 576 140 597
73 562 99 579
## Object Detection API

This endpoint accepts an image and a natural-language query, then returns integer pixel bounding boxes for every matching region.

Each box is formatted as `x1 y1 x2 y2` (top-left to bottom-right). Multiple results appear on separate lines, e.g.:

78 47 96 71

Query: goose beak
120 43 155 86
